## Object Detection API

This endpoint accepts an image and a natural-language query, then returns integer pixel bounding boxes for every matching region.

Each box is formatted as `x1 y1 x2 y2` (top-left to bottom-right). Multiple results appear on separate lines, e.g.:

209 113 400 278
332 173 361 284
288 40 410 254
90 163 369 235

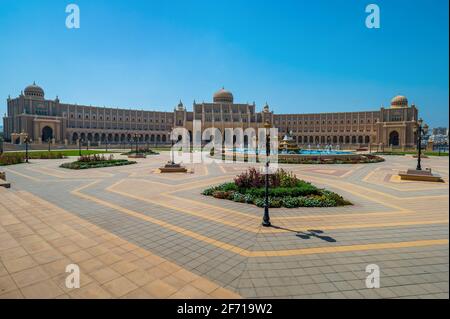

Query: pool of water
298 150 353 155
232 148 353 155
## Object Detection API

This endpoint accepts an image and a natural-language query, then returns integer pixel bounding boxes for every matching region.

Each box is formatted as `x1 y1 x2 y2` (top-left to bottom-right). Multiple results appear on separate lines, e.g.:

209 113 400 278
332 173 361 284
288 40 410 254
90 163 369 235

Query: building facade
3 83 419 148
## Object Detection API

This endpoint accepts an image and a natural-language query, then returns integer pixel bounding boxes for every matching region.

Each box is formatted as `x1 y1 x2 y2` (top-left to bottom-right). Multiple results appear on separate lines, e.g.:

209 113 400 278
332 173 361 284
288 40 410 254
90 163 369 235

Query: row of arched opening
71 132 169 143
69 131 401 146
296 135 371 145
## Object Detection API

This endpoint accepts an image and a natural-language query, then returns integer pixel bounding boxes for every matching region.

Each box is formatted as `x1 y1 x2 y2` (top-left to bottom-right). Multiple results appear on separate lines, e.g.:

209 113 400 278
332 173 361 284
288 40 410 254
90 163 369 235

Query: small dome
391 95 408 108
24 82 45 98
213 87 233 103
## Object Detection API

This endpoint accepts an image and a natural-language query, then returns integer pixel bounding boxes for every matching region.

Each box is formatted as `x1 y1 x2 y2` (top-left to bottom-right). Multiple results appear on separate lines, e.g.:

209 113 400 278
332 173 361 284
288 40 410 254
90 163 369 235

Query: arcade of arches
3 84 420 148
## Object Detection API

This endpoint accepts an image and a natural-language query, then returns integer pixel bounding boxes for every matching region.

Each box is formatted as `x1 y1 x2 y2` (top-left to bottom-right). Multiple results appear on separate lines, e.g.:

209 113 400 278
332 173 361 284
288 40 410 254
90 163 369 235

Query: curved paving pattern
1 153 448 298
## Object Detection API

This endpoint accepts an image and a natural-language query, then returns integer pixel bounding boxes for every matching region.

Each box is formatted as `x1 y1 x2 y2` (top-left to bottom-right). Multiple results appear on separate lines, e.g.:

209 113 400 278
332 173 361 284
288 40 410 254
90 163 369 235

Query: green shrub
219 182 239 192
202 187 217 196
244 194 254 204
282 196 300 208
254 198 265 207
202 168 352 208
60 159 135 169
232 192 246 203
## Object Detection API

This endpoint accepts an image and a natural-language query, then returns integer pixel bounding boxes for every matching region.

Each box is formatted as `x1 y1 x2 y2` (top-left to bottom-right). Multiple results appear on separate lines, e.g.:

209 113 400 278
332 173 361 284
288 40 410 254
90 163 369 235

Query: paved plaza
0 153 448 298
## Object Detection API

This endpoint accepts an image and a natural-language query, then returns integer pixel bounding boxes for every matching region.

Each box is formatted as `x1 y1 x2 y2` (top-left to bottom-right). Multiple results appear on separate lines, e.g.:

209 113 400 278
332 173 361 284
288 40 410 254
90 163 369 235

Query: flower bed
60 154 136 169
202 168 352 208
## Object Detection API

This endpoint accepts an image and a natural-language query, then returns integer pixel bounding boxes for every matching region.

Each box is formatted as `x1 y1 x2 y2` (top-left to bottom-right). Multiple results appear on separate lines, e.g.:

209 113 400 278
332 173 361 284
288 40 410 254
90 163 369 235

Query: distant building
3 83 419 148
432 127 448 136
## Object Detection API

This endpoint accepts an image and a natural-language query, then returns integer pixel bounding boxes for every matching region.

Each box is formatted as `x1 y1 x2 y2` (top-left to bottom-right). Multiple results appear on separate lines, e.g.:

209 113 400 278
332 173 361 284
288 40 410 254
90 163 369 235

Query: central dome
213 87 233 103
391 95 408 108
24 82 45 99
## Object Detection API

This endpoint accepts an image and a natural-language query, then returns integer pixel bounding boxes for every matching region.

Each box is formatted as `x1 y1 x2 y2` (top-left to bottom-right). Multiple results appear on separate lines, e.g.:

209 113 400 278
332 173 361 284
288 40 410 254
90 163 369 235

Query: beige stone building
3 83 419 148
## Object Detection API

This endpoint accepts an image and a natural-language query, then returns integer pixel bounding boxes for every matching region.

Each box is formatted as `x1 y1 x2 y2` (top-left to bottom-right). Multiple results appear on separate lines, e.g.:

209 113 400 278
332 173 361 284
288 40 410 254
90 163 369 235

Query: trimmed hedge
1 152 66 166
60 159 136 169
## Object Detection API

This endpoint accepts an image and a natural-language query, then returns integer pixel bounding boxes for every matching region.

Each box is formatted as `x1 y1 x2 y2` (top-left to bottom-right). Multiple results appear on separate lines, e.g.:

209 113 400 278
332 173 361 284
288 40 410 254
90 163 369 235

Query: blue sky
0 0 448 127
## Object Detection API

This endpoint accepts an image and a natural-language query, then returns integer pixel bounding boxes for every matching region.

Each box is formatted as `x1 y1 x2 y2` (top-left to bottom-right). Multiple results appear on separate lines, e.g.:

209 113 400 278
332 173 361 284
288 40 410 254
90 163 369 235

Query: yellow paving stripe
107 179 448 233
72 181 449 257
249 239 449 257
3 167 41 182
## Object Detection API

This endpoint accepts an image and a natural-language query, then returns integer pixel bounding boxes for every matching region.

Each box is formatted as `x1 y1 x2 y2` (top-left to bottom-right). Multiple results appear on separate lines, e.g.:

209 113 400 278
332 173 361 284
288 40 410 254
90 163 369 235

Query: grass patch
202 168 352 208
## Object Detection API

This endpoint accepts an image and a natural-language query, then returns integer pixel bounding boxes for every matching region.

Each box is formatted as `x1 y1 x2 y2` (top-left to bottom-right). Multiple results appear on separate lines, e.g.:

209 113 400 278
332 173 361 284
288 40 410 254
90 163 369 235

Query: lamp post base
262 220 271 227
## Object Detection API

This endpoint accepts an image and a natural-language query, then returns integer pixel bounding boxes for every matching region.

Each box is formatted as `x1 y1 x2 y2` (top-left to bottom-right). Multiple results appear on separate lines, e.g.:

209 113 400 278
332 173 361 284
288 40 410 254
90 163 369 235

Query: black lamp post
0 136 3 155
47 138 51 152
415 118 429 171
78 138 83 156
262 122 272 227
24 135 32 163
105 138 109 152
170 137 175 164
132 133 141 154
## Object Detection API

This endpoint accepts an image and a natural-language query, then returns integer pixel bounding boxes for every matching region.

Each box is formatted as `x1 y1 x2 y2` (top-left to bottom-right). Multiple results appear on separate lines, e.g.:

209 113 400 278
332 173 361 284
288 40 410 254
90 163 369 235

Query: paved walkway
1 153 448 298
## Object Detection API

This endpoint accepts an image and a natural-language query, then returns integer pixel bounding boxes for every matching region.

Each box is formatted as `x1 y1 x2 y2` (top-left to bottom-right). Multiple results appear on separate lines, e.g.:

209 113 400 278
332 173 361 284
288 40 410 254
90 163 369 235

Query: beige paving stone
0 263 8 277
58 243 81 255
31 249 64 265
3 255 37 273
0 289 24 299
147 266 170 279
102 277 139 297
11 266 50 288
172 269 200 283
163 275 190 290
0 238 20 251
142 279 178 298
22 240 53 254
121 288 156 299
21 280 65 299
40 258 72 277
0 246 28 260
97 252 122 265
169 285 211 299
0 275 18 295
90 267 121 284
124 269 157 287
111 260 139 275
86 245 111 256
79 258 105 273
69 282 112 299
65 249 93 263
190 278 221 294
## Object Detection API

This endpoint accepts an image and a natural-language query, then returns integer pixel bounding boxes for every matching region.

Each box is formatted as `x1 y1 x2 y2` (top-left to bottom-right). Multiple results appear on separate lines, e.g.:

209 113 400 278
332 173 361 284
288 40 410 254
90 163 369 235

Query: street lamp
132 133 141 154
78 138 83 156
262 121 272 227
0 135 3 155
414 118 429 171
47 138 51 152
24 135 32 163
